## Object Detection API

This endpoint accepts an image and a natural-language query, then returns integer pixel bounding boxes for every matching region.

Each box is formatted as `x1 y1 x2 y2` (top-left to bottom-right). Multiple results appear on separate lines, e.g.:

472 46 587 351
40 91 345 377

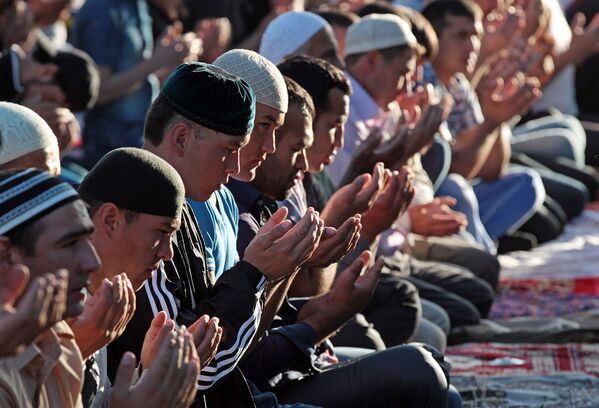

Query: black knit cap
78 148 185 219
160 62 256 136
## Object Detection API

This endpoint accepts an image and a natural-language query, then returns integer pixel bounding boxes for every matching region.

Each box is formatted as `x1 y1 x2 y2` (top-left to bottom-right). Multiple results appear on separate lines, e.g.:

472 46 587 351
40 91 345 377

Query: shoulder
216 187 239 218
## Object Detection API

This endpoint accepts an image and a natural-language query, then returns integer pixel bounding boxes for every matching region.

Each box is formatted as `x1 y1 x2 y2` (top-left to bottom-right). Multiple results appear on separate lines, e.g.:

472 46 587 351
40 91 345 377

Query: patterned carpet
452 211 599 406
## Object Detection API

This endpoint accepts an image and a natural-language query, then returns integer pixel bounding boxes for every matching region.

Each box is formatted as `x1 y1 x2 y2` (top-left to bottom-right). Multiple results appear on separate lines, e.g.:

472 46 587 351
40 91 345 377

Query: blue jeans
436 173 497 253
512 114 587 169
471 166 545 238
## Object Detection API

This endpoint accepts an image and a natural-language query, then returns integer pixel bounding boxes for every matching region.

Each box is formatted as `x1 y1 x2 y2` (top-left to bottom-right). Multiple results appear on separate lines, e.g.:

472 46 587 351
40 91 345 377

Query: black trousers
274 344 449 408
402 256 495 327
333 274 422 349
407 234 501 289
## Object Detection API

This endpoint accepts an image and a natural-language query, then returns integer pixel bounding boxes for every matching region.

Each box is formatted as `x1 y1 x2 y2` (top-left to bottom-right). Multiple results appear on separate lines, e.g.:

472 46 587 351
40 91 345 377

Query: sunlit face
371 48 418 108
13 200 100 317
308 88 349 172
102 212 180 291
236 103 285 182
179 123 250 201
252 104 314 200
331 24 349 59
298 27 344 69
435 15 482 78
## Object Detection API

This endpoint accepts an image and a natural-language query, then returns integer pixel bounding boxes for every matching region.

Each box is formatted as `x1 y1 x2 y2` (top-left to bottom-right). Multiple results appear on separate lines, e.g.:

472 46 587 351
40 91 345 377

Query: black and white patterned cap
0 168 79 235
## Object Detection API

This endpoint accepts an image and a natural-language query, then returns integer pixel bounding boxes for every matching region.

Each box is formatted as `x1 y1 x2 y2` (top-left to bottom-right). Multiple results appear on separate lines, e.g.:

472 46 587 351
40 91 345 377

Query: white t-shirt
533 0 579 115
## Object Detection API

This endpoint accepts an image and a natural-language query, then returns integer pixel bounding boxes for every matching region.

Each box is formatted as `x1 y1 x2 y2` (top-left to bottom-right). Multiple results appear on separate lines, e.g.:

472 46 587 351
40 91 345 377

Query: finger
253 218 293 251
99 283 121 331
112 274 124 304
276 209 317 261
259 206 289 234
190 315 209 347
428 220 463 236
570 12 586 35
435 196 457 207
382 171 400 202
337 217 359 244
357 163 383 203
17 276 47 327
198 318 219 366
177 331 198 407
38 274 56 326
124 278 136 319
314 217 325 245
346 174 369 197
430 212 466 224
317 222 355 263
355 256 384 289
182 337 201 406
347 218 362 252
320 226 337 241
0 264 30 306
49 269 68 324
171 328 189 394
113 275 129 328
147 310 168 340
371 163 386 192
112 352 137 398
91 278 111 309
339 220 360 257
334 250 373 290
146 319 176 370
158 330 180 390
290 212 321 262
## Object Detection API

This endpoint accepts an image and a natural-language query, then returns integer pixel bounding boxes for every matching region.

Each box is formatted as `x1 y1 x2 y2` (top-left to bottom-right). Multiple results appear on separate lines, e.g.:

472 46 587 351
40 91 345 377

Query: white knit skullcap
0 102 57 165
259 11 332 65
345 14 418 57
213 49 288 113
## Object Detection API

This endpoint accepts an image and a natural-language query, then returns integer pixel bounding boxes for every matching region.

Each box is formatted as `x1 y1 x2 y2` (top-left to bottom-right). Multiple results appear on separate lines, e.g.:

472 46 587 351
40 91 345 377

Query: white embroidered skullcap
213 49 288 113
0 102 57 165
259 11 332 65
345 13 418 56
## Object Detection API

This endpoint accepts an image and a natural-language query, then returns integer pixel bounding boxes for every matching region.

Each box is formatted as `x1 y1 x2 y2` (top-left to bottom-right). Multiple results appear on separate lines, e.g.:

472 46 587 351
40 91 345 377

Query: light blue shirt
188 187 239 280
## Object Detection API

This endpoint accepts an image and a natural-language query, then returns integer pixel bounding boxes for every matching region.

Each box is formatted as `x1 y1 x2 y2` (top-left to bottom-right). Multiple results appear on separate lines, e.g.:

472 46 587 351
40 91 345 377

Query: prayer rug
453 373 599 407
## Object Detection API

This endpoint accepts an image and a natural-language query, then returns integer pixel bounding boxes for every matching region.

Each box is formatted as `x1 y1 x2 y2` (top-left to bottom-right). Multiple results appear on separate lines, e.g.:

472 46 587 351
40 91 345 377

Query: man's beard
253 168 295 201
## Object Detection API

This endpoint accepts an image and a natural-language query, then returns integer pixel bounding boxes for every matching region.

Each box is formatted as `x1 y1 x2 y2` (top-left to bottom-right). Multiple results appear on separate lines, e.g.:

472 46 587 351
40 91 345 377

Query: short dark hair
143 94 179 146
6 218 44 256
356 1 402 17
422 0 483 38
401 8 439 60
284 76 315 121
345 44 412 68
85 197 139 222
318 10 359 28
278 55 352 116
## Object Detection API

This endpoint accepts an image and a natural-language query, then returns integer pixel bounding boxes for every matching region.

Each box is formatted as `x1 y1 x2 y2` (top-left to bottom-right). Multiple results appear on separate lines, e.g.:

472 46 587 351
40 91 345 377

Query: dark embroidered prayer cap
78 148 185 219
160 62 256 136
0 168 80 235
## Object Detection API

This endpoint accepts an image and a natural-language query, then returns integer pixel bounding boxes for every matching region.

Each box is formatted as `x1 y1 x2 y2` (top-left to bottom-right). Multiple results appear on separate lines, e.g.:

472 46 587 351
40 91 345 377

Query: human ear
96 203 121 239
0 237 15 272
167 122 192 158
